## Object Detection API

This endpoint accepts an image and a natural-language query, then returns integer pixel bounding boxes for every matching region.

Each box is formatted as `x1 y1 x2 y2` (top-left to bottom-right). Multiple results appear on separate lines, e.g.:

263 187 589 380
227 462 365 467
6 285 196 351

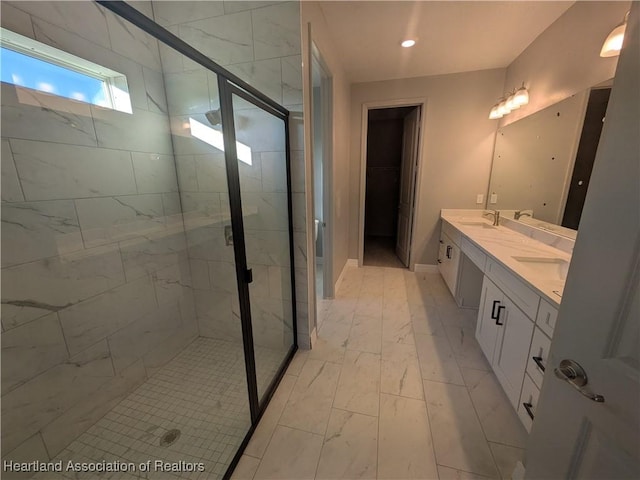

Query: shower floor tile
34 337 287 480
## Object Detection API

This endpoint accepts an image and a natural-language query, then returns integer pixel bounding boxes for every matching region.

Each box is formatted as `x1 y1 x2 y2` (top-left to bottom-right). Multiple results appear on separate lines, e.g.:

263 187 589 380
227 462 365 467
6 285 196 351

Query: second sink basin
512 256 569 281
459 221 496 229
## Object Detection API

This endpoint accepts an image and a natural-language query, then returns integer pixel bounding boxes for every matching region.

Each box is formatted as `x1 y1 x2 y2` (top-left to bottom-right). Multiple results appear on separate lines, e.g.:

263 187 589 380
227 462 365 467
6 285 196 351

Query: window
0 27 132 113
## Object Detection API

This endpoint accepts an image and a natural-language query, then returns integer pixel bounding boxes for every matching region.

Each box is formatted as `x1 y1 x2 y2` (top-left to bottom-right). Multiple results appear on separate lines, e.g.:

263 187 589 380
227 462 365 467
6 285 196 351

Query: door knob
554 359 605 403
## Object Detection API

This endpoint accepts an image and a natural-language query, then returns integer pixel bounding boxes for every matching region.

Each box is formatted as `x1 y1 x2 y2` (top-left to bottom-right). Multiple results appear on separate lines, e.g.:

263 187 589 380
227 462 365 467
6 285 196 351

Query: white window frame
0 27 132 114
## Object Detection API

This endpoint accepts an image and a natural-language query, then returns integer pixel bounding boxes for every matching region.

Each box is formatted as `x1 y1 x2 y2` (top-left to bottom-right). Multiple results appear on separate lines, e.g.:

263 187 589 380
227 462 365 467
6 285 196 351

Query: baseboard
335 258 359 293
414 263 439 273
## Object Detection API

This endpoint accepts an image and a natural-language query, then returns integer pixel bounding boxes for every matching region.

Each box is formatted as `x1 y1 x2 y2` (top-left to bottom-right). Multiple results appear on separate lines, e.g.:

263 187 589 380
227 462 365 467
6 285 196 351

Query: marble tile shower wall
0 0 199 469
151 0 309 348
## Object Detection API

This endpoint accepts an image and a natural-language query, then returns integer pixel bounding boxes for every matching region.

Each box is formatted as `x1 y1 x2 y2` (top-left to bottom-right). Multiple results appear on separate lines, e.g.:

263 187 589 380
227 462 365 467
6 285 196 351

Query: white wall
502 1 629 126
301 2 352 296
349 68 506 266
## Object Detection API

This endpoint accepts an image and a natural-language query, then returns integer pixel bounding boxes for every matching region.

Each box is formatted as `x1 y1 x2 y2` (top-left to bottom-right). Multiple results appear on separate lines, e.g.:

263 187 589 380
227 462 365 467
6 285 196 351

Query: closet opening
362 105 421 269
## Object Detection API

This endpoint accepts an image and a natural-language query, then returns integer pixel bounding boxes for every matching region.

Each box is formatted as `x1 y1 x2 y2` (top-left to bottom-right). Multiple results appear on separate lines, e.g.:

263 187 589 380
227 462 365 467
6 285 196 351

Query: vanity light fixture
506 90 519 111
488 84 529 119
600 11 629 57
513 84 530 107
401 39 416 48
489 104 503 119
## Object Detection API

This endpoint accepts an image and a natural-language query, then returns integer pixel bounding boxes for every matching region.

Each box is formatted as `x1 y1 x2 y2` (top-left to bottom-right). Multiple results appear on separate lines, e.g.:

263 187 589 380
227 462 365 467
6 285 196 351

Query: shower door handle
244 268 253 284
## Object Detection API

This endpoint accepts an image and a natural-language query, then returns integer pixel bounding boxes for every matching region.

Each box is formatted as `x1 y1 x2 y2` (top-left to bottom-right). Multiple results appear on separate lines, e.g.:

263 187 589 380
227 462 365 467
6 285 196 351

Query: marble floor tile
380 342 423 400
307 336 346 365
377 393 438 479
233 267 530 480
279 359 341 435
462 368 528 448
231 455 260 480
315 409 378 479
347 315 382 354
253 425 324 480
437 465 497 479
438 305 478 329
322 301 357 325
423 381 499 478
245 374 296 459
445 325 492 371
333 350 380 417
360 275 385 298
286 349 309 376
354 296 383 318
382 306 414 345
410 304 446 337
488 442 524 480
414 333 465 385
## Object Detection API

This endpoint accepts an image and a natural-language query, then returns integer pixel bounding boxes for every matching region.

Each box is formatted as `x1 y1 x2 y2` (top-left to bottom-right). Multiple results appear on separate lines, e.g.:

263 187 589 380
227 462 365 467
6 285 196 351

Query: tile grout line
408 271 443 479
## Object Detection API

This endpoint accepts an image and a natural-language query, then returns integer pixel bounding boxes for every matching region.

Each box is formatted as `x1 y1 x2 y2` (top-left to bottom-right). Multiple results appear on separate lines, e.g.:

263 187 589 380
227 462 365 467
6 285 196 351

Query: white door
395 106 420 266
525 6 639 478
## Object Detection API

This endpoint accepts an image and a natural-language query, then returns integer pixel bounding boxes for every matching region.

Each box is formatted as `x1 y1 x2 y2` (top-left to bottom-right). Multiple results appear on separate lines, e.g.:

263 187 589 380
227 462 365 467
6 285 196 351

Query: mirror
487 85 611 238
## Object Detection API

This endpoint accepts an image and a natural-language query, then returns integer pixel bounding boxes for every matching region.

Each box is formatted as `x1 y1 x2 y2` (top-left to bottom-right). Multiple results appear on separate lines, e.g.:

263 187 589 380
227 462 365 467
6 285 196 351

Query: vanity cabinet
439 221 484 308
438 232 461 296
439 214 565 433
476 276 535 408
518 300 558 432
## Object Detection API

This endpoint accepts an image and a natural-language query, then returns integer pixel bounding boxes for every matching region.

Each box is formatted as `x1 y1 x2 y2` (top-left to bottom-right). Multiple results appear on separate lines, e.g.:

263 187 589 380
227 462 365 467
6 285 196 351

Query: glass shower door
222 82 296 406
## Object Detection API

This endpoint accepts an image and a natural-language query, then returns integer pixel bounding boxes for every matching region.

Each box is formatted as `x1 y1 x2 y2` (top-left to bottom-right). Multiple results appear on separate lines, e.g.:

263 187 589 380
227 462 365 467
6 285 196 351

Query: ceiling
317 1 575 82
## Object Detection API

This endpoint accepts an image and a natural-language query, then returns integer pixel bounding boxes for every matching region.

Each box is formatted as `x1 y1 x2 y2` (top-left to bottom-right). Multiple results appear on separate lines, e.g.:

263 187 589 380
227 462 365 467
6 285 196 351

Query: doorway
362 105 421 268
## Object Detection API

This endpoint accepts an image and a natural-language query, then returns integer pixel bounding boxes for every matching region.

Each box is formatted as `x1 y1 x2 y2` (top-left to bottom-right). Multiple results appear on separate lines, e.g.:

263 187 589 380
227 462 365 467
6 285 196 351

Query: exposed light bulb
506 93 519 111
489 105 503 119
513 86 529 107
401 39 416 48
498 99 510 116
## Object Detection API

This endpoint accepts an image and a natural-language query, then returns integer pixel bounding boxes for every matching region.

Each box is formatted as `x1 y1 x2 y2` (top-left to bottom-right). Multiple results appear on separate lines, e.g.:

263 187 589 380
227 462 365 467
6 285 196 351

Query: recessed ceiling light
401 39 416 48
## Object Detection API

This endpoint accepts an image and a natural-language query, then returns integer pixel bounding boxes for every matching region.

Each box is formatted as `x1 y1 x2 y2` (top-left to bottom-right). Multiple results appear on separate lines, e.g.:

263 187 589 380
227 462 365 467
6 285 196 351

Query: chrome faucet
483 210 500 226
514 210 533 220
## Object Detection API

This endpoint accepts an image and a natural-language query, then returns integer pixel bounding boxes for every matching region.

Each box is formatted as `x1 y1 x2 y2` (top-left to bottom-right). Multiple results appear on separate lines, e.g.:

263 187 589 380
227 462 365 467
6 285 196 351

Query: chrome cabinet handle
554 359 605 403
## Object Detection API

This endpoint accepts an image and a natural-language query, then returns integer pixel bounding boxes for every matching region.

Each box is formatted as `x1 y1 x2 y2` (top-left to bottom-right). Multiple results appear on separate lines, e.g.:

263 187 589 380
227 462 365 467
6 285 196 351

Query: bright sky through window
1 47 110 106
1 27 132 113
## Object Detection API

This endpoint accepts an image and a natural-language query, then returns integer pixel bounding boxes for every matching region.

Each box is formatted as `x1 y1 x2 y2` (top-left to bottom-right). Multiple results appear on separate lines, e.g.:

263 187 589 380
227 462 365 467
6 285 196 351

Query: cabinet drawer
485 259 540 319
460 236 487 271
441 220 461 246
526 327 552 389
518 373 540 433
536 299 558 338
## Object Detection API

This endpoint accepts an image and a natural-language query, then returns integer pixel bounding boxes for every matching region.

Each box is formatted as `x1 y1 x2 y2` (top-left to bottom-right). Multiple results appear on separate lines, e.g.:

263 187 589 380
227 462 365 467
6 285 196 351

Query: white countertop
441 212 571 307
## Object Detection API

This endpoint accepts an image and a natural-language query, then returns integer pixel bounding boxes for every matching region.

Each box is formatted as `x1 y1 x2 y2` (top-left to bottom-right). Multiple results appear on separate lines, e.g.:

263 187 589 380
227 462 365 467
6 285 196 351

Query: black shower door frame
95 1 299 477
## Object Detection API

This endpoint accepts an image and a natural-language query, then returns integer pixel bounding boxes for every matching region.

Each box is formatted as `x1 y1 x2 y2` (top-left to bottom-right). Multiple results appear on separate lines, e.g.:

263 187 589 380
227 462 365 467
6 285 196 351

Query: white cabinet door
493 295 535 408
438 232 460 296
476 277 503 364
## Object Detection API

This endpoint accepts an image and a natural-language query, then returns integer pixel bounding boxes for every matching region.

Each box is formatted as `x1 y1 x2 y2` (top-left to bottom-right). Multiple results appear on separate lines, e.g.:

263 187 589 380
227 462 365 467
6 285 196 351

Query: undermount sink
458 221 496 229
512 256 569 281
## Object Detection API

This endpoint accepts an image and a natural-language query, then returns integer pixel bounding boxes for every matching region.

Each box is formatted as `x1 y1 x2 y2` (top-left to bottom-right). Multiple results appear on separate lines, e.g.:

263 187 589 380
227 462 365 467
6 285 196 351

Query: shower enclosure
1 1 301 478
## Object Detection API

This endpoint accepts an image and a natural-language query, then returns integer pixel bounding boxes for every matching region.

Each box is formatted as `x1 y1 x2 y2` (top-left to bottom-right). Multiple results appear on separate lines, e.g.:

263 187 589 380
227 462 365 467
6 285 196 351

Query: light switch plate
476 194 484 204
490 193 498 204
